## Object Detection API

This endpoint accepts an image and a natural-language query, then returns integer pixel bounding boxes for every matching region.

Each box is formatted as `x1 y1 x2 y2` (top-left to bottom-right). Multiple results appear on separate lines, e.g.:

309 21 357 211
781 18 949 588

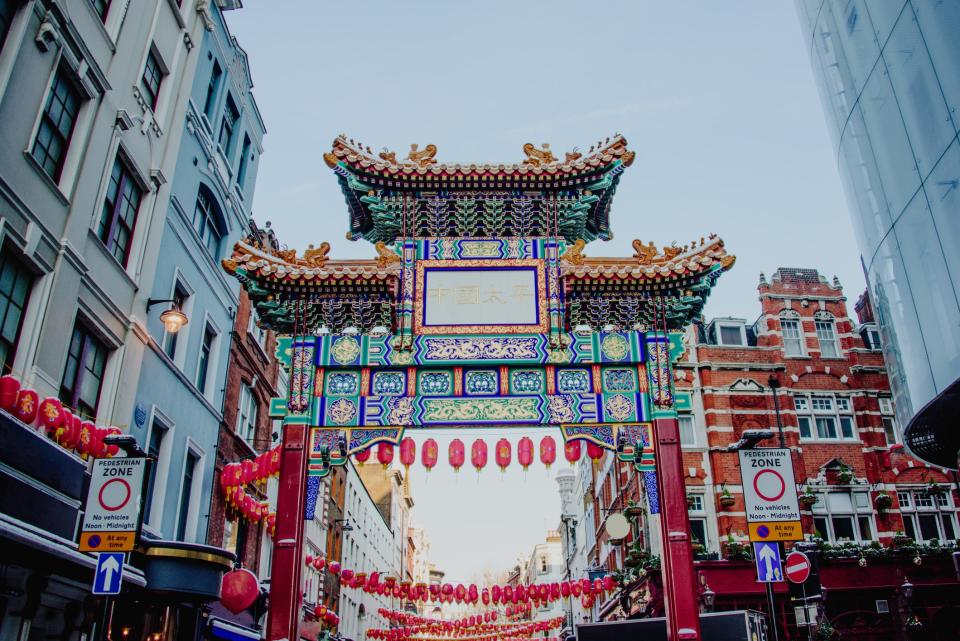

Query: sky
225 1 864 581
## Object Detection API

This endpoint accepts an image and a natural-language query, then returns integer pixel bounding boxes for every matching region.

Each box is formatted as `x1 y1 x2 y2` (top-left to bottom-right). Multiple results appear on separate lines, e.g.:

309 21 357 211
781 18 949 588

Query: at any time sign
738 448 803 542
79 458 146 552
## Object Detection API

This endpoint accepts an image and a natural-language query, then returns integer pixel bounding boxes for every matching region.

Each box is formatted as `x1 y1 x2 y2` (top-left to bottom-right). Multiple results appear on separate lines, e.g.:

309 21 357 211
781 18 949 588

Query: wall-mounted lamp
147 298 189 334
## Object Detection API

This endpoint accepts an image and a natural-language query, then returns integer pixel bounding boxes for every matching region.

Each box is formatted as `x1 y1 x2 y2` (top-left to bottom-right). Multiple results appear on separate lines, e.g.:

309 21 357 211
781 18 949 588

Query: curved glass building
796 1 960 468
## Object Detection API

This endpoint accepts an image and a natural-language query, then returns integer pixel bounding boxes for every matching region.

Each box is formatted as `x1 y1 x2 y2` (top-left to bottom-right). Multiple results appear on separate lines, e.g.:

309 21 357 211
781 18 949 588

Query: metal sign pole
765 582 779 641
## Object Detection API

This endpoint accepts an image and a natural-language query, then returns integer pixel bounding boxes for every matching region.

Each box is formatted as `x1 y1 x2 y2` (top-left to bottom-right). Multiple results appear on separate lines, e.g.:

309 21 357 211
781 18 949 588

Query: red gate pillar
267 423 309 640
653 415 702 641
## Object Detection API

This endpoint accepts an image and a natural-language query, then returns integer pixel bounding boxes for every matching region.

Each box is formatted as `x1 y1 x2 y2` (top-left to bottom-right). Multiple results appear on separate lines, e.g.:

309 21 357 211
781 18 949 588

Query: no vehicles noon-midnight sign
738 448 803 542
78 458 146 552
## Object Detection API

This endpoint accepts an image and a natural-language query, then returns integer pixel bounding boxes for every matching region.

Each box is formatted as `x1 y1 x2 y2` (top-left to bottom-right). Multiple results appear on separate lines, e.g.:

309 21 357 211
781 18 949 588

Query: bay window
897 490 957 543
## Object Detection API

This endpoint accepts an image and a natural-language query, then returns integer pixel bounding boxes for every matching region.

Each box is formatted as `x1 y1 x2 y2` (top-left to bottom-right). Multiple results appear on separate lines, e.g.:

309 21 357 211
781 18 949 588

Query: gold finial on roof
560 239 587 265
406 144 438 167
374 241 401 268
522 143 558 167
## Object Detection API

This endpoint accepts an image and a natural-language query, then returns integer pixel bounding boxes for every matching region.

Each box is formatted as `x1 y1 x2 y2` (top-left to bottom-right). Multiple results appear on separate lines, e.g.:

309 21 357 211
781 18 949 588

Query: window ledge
799 439 861 445
21 150 70 206
86 229 139 289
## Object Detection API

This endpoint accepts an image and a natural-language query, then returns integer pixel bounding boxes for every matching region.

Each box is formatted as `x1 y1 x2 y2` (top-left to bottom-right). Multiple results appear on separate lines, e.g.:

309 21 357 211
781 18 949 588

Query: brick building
585 268 959 640
206 224 282 575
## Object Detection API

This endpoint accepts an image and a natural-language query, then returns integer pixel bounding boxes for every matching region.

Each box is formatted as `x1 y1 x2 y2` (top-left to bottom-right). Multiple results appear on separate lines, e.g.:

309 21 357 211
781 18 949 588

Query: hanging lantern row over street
354 435 585 472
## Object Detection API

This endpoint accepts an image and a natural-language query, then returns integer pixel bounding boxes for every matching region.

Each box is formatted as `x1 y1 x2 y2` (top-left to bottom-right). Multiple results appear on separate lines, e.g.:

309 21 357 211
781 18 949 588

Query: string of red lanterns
302 556 616 610
1 374 121 459
355 436 574 472
366 613 564 641
219 446 281 533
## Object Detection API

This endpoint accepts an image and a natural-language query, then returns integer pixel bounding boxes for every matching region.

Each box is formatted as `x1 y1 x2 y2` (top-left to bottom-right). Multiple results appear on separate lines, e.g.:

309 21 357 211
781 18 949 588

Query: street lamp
900 578 914 601
725 429 775 452
103 433 147 458
147 298 189 334
700 583 716 612
334 519 354 532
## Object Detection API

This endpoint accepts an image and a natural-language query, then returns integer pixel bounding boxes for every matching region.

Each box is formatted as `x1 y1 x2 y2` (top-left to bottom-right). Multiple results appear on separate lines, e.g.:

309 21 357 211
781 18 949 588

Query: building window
879 397 899 445
97 155 143 266
811 491 874 543
88 0 110 21
714 321 746 346
59 321 108 418
687 494 707 549
192 187 222 255
237 134 252 189
814 313 840 358
795 395 856 441
236 383 257 446
248 310 267 351
678 414 696 447
143 420 166 524
163 283 189 360
897 490 957 544
780 313 805 357
32 66 82 181
140 48 163 110
175 450 199 541
196 323 216 394
860 324 881 351
203 60 222 120
218 96 239 157
0 252 33 375
539 555 547 573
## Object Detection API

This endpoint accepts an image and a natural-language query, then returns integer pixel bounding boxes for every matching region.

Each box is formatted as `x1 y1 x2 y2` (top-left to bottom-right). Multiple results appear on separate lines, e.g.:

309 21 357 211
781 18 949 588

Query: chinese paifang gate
222 135 736 641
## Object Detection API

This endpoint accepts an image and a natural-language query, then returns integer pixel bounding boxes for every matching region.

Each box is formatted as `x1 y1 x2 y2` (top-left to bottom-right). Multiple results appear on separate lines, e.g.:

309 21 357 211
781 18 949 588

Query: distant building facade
796 0 960 468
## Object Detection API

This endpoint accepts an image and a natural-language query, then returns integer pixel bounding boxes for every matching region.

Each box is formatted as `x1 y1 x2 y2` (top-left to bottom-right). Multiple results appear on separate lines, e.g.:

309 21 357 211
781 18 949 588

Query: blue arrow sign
753 542 783 583
92 552 125 595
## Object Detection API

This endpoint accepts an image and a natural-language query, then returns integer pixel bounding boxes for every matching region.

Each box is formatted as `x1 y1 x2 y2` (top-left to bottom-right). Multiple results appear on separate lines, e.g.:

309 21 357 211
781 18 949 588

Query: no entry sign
738 448 802 542
79 458 146 552
785 551 811 584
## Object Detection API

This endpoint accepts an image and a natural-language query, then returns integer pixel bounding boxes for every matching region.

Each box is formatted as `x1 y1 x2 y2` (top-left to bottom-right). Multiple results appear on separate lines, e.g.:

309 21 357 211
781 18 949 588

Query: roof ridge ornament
406 143 438 167
560 239 587 265
374 241 401 268
522 143 558 167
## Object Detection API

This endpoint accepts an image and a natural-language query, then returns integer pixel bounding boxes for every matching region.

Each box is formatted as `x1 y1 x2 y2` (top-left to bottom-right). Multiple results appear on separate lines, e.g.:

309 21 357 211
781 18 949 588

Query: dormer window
859 323 881 350
709 318 747 346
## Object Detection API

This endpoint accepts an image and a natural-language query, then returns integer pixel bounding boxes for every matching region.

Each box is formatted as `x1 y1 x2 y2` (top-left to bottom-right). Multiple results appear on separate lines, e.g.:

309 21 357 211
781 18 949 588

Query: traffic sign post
754 542 784 583
738 448 802 542
79 458 146 552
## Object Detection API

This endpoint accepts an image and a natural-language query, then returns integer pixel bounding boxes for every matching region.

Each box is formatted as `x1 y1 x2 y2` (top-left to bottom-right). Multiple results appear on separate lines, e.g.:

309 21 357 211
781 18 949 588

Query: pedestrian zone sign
79 458 146 552
753 542 784 582
738 448 803 542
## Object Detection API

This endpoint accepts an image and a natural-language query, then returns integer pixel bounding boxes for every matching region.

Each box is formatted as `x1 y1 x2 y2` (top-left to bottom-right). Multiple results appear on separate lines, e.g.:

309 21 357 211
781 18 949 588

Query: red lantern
241 459 255 484
540 436 556 468
399 437 416 469
328 561 341 575
492 585 501 603
571 582 581 597
315 605 328 619
341 568 354 582
270 447 281 475
564 439 581 463
78 421 96 456
0 375 20 411
355 448 371 465
14 388 38 424
471 438 488 472
455 584 466 602
495 438 512 471
91 427 109 458
421 438 438 471
102 426 122 456
518 436 534 470
377 441 394 468
560 582 570 597
305 555 314 566
448 439 465 472
586 442 604 462
221 568 260 614
602 575 615 591
482 588 490 605
37 397 63 434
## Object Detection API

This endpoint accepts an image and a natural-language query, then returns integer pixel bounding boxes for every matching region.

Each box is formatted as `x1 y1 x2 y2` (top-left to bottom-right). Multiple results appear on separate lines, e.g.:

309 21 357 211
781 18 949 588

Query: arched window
814 311 840 359
779 310 804 357
192 184 225 256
